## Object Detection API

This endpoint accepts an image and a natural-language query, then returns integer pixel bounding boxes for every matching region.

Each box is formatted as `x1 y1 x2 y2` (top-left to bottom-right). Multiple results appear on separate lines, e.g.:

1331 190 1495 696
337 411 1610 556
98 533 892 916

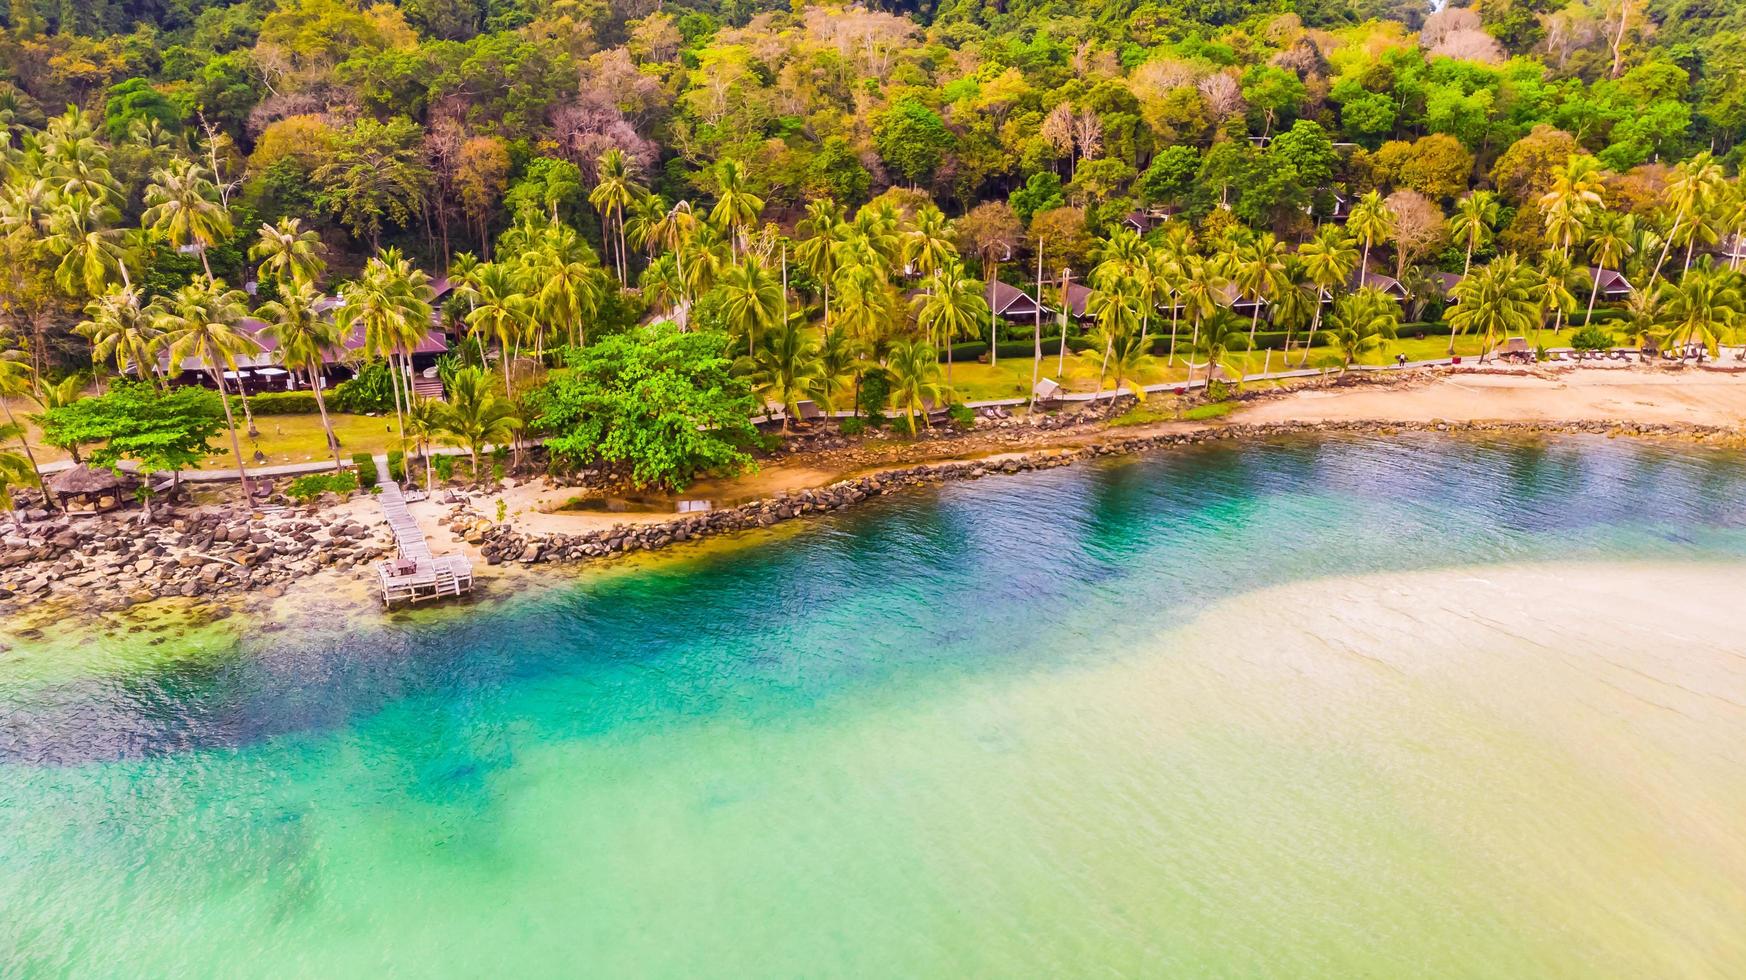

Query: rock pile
0 507 388 611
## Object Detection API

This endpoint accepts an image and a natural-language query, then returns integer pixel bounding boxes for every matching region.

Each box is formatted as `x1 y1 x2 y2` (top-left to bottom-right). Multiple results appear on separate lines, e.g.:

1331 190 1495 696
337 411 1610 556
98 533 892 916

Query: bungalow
1354 269 1410 304
1432 272 1464 302
986 280 1052 324
1121 208 1174 234
1215 282 1268 318
161 319 450 392
1056 281 1095 322
1579 267 1634 302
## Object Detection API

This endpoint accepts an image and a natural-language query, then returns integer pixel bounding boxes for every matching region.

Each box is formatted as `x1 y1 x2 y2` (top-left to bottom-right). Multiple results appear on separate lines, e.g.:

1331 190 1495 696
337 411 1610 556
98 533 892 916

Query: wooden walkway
374 480 474 607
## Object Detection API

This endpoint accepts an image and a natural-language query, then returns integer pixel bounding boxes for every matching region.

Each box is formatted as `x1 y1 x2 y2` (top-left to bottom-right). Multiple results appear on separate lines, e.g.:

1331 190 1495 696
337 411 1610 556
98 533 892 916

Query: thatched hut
49 464 129 513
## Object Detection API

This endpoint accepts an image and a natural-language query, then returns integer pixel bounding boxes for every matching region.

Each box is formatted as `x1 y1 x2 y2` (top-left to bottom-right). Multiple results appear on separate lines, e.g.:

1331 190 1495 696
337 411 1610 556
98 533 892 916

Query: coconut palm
1653 263 1744 359
251 217 325 288
1448 191 1499 281
142 158 232 277
256 280 346 471
1347 189 1394 279
1176 254 1228 378
735 319 821 430
462 263 531 395
1582 211 1636 327
914 261 989 386
719 257 784 357
810 324 863 415
1449 255 1540 361
1538 155 1605 259
1530 252 1579 343
0 424 38 526
1230 232 1289 371
405 397 445 489
588 147 644 283
1650 152 1727 288
340 250 435 457
1085 268 1142 399
1327 287 1402 371
154 276 258 495
81 287 163 387
1297 224 1360 361
886 339 946 435
709 160 764 254
44 194 130 297
1078 325 1157 401
437 366 519 485
0 358 50 509
795 200 846 321
1190 310 1250 389
903 205 957 280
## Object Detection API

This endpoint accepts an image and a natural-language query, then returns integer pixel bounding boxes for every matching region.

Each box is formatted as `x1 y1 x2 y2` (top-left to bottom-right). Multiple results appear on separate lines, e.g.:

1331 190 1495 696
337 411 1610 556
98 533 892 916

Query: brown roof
49 463 124 496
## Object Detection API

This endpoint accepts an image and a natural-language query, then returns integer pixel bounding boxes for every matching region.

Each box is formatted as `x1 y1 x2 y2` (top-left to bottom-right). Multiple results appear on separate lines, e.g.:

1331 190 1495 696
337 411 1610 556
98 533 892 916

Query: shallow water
4 434 1746 977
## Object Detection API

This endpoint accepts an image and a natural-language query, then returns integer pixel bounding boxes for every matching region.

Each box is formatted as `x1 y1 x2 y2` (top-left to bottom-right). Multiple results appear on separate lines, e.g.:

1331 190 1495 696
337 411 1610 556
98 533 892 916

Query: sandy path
1238 368 1746 427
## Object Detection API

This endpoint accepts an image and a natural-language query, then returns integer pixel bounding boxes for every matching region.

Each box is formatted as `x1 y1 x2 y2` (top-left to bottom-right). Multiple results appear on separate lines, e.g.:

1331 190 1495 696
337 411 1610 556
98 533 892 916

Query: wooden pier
374 481 475 607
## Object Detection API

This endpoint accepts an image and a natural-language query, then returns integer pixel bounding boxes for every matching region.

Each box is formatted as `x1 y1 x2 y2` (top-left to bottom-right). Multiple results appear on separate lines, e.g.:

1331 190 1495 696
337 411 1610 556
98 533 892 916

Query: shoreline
5 367 1746 629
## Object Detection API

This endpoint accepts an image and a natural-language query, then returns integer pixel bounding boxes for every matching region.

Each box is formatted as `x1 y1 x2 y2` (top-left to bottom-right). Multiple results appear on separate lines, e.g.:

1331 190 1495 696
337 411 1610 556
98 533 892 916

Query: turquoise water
5 434 1746 976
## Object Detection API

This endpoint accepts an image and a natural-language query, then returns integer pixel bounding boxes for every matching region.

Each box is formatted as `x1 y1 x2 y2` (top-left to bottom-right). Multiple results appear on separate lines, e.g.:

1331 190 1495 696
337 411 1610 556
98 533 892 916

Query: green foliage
532 325 758 491
856 367 892 419
230 391 319 415
329 361 398 414
1009 171 1065 223
946 403 976 427
434 454 455 482
387 449 406 482
286 471 358 502
874 98 953 186
103 78 181 140
838 417 867 437
37 382 224 475
353 452 378 488
1571 325 1615 351
1137 146 1199 206
1182 400 1239 421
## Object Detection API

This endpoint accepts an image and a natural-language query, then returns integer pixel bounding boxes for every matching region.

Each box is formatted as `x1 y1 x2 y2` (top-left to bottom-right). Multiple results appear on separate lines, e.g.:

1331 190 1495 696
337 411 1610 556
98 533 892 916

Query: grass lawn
218 412 405 468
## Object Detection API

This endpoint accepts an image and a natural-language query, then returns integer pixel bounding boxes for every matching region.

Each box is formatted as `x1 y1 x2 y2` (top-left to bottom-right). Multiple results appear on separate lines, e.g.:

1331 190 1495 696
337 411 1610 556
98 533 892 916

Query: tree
1584 211 1637 326
734 320 819 430
142 158 232 277
1347 189 1394 276
1653 263 1743 359
1327 287 1401 370
1538 154 1605 259
250 217 325 289
1297 225 1359 364
1449 255 1540 360
151 277 258 496
718 258 783 357
875 98 953 187
1191 310 1250 389
462 262 530 393
0 358 51 510
43 194 131 298
533 325 758 491
1386 190 1447 278
709 160 763 254
0 423 38 526
455 136 511 257
80 287 162 386
1449 191 1500 282
885 339 946 434
589 147 645 283
315 116 430 249
914 261 989 385
437 366 519 484
339 250 434 460
257 280 345 471
37 381 226 521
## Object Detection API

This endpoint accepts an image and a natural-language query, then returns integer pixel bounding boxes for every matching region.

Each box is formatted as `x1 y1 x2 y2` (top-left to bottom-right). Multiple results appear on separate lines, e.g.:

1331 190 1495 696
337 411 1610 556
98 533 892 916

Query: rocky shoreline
459 418 1743 569
1 416 1738 620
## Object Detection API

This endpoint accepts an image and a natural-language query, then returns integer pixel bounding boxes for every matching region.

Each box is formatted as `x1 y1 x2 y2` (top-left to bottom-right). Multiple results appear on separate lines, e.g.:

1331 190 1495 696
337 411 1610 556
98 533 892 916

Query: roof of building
49 463 125 496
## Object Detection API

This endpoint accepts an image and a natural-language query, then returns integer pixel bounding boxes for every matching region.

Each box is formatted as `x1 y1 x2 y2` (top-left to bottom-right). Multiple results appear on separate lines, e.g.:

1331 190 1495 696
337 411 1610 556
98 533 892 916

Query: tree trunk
211 368 253 500
0 402 52 512
310 366 343 472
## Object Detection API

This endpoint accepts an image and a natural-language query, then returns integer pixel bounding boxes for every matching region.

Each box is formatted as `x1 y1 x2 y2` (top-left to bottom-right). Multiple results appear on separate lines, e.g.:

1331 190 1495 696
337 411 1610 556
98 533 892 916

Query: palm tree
257 280 346 471
251 217 325 288
1530 252 1579 344
1582 211 1636 328
1654 263 1744 359
1347 190 1394 280
735 319 821 430
1650 151 1727 288
1176 255 1227 379
462 263 530 395
1085 269 1141 399
1231 232 1289 371
0 358 51 510
1190 310 1250 389
1297 224 1359 362
0 423 38 527
44 194 130 297
1079 325 1157 401
82 287 163 387
1270 258 1319 369
1449 255 1540 361
1538 155 1605 260
718 258 784 357
588 147 644 283
405 397 445 489
903 205 957 280
795 199 846 321
437 366 519 485
142 158 232 277
1328 287 1402 371
154 276 258 496
709 160 764 254
339 250 435 459
914 261 989 386
1448 191 1499 281
886 339 946 435
810 324 863 415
